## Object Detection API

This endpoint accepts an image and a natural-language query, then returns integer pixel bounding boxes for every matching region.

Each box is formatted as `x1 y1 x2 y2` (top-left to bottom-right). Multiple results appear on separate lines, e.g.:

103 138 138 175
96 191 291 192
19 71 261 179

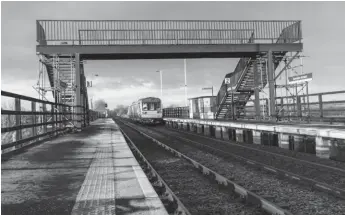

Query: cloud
2 1 345 111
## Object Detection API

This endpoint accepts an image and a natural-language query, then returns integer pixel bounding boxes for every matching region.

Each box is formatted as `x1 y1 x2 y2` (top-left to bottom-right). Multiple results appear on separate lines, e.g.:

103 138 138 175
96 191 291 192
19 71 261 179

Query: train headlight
143 112 147 114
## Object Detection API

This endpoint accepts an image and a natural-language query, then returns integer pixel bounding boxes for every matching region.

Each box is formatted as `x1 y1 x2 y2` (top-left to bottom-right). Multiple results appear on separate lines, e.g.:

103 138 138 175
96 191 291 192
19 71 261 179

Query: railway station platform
1 118 168 215
164 118 345 162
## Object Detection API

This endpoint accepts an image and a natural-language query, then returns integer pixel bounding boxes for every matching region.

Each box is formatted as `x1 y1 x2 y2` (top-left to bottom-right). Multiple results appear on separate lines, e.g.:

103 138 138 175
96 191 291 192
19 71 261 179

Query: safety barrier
1 90 98 155
165 91 345 124
36 20 302 46
163 107 189 118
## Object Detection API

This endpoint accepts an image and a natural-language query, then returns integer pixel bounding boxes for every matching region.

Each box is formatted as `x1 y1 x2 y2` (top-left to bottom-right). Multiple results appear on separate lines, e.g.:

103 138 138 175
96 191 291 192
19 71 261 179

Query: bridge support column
215 126 222 139
236 129 244 143
74 53 82 132
293 135 305 152
253 58 261 120
197 124 203 134
315 137 331 159
279 133 290 149
253 130 261 144
204 125 211 136
81 92 85 128
222 127 229 140
267 50 276 120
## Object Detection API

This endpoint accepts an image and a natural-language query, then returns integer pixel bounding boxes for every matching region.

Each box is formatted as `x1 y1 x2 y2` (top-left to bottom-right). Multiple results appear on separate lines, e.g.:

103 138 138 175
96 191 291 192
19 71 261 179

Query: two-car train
127 97 164 125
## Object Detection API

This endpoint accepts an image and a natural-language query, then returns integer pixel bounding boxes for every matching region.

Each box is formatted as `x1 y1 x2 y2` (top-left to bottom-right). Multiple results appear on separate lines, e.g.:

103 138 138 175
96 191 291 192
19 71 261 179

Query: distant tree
94 99 107 112
165 104 179 108
111 104 129 117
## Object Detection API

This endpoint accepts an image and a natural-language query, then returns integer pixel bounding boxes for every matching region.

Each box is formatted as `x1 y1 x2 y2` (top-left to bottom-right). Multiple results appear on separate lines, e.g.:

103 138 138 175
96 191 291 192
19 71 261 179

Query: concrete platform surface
1 118 168 215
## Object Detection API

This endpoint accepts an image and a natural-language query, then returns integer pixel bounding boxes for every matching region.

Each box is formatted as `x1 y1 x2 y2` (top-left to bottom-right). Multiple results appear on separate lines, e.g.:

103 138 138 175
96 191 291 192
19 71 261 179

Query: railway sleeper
122 121 293 215
165 126 345 200
119 128 191 215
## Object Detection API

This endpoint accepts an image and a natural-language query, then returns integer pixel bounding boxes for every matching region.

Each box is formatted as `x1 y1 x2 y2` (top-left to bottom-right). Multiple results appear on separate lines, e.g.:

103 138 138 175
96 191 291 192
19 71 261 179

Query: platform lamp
87 74 99 110
156 70 163 99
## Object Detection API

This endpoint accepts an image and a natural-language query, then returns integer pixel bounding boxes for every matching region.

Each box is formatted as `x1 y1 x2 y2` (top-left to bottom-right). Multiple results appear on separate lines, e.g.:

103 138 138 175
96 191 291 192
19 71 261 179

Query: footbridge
34 20 303 131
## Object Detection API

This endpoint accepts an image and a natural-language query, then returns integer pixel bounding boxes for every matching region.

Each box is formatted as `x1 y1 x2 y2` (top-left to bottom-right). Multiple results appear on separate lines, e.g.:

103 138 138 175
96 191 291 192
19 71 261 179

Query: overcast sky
2 1 345 109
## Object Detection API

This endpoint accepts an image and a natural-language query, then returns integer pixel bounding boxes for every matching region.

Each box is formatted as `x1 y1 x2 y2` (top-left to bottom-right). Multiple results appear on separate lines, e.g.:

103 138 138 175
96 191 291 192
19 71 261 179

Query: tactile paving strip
71 120 168 215
71 130 116 215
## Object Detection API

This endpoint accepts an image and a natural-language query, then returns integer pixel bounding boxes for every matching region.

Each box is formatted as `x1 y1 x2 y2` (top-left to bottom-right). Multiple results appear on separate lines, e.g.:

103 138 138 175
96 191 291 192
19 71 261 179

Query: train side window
155 103 161 110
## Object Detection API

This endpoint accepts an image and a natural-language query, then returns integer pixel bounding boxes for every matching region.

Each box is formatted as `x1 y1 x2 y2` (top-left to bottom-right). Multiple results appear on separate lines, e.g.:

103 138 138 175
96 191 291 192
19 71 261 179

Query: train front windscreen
142 102 161 111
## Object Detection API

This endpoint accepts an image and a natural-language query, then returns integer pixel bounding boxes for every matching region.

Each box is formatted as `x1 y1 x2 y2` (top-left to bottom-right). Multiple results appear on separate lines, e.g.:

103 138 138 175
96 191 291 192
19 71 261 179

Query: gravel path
117 120 262 215
132 123 345 215
162 126 345 190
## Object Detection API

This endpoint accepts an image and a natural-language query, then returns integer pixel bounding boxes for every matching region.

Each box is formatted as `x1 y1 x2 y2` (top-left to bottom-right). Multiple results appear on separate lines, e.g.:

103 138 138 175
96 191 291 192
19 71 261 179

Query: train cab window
148 103 155 111
143 102 161 111
142 103 148 110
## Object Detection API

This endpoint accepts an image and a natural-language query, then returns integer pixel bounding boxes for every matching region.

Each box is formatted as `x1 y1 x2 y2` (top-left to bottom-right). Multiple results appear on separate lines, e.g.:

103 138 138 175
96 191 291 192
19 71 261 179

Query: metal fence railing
1 90 99 155
36 20 302 46
163 107 189 118
163 91 345 124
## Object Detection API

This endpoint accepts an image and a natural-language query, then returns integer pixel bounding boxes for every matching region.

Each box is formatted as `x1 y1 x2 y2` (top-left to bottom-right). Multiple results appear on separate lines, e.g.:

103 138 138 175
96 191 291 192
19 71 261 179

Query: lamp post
184 59 188 106
156 70 163 109
157 59 188 107
88 74 99 110
156 70 163 99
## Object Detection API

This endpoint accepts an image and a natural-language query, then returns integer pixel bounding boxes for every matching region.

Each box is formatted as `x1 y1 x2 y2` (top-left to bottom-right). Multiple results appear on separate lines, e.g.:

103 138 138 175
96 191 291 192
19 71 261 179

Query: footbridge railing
36 20 302 46
1 91 99 156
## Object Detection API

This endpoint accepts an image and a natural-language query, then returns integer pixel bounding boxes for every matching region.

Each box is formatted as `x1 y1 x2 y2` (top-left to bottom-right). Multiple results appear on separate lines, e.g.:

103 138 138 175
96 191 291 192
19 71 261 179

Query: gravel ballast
131 124 345 215
117 120 263 215
163 126 345 190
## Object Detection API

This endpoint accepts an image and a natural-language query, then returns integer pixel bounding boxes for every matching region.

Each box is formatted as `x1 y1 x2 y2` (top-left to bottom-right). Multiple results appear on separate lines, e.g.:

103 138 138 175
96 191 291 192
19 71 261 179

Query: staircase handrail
215 57 251 116
215 32 255 118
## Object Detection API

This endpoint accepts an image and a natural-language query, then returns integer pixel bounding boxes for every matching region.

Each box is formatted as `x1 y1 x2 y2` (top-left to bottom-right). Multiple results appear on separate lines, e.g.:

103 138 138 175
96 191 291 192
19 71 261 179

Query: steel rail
118 118 293 215
170 127 345 174
161 126 345 200
118 125 191 215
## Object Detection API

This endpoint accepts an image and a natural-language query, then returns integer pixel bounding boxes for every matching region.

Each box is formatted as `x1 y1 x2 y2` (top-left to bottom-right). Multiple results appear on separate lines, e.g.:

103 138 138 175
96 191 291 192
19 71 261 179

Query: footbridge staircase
215 24 302 120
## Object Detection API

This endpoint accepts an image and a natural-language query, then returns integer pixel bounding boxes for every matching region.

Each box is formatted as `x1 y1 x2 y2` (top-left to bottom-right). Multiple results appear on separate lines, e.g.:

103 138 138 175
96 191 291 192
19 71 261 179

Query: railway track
119 119 345 215
164 124 345 195
116 118 291 215
119 125 191 215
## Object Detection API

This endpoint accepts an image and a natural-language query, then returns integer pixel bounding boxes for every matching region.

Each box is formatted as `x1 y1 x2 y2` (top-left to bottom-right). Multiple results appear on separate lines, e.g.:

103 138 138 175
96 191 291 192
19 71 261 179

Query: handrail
215 57 251 117
36 20 302 45
163 106 189 118
215 21 303 119
1 90 99 154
